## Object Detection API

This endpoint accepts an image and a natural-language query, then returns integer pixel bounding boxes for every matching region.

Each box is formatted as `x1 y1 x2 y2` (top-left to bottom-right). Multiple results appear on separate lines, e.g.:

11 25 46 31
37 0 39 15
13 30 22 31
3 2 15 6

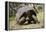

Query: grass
9 16 15 21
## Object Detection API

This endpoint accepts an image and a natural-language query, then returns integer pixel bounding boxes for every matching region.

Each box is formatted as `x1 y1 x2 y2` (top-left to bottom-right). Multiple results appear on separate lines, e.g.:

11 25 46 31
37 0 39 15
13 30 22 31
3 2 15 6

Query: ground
8 11 44 30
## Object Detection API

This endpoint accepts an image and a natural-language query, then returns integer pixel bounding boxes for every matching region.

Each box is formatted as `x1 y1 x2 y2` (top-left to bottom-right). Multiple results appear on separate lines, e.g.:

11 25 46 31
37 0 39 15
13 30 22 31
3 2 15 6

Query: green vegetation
8 3 44 30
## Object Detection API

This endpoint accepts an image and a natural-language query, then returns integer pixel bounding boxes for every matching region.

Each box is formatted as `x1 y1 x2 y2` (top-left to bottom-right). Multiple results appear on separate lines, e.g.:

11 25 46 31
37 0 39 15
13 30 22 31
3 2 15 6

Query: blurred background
8 2 44 30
